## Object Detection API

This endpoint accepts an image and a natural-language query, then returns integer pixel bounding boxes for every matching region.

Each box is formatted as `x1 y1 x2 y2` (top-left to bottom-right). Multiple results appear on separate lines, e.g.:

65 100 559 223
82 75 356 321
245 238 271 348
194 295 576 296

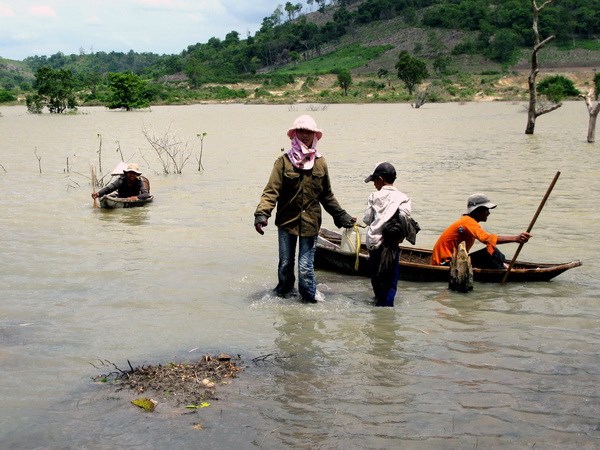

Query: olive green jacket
254 155 352 237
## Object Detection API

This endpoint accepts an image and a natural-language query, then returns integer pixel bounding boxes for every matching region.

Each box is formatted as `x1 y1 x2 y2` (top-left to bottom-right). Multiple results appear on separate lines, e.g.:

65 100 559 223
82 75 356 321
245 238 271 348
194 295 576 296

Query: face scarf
286 135 321 170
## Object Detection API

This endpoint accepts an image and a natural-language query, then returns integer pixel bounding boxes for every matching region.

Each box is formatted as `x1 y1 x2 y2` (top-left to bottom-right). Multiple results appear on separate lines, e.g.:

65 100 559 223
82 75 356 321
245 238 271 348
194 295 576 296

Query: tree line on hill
0 0 598 110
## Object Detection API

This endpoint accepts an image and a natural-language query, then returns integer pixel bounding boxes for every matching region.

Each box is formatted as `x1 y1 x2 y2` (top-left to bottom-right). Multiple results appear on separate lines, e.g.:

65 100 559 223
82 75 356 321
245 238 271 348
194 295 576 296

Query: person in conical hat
92 163 151 200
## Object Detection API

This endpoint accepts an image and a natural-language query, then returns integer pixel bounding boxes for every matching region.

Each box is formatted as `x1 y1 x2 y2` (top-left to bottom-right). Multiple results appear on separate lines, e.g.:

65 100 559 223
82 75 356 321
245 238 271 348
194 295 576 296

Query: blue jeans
276 229 317 301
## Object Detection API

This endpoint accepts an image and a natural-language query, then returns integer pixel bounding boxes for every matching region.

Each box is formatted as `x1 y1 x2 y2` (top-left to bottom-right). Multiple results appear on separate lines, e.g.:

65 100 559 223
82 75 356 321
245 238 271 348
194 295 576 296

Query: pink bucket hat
287 115 323 140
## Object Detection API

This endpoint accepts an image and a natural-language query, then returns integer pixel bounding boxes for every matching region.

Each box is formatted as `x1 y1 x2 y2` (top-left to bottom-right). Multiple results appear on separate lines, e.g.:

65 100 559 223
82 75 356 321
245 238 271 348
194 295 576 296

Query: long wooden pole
91 165 100 209
501 171 560 285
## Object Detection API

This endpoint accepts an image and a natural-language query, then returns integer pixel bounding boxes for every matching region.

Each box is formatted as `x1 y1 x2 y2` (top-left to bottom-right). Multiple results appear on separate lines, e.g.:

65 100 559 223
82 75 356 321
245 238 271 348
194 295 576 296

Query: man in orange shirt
431 193 531 268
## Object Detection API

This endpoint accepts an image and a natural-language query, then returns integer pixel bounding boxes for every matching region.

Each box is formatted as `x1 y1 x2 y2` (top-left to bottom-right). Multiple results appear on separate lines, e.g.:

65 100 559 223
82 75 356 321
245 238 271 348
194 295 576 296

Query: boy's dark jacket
382 208 420 246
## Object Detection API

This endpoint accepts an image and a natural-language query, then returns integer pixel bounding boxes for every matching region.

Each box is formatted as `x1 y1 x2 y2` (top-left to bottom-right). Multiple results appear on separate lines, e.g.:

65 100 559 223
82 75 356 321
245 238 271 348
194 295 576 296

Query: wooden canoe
315 228 581 283
99 193 153 209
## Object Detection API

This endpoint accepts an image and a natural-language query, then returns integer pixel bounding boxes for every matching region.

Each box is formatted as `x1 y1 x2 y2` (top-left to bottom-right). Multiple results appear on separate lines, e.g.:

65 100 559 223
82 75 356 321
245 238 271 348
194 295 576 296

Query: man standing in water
254 115 355 303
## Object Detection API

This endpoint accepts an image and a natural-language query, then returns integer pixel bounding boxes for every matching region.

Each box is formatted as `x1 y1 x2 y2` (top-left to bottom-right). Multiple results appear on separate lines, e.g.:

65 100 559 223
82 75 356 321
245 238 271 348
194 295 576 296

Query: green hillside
1 0 599 106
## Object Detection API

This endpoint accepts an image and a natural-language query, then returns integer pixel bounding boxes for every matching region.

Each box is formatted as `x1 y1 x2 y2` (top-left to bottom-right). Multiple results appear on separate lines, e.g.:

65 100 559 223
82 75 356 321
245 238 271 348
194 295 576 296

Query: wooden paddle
501 171 561 285
91 165 100 209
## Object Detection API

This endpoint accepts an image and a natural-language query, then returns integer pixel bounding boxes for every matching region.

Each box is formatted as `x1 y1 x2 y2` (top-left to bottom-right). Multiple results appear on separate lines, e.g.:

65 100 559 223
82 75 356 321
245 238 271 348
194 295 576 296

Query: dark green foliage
423 0 600 45
31 67 77 113
594 73 600 100
106 71 150 110
358 80 385 90
24 51 163 75
377 68 389 78
395 51 429 95
206 86 247 100
2 0 599 103
25 94 44 113
452 38 479 56
433 56 451 75
537 75 580 102
336 69 352 95
0 89 16 103
484 29 521 64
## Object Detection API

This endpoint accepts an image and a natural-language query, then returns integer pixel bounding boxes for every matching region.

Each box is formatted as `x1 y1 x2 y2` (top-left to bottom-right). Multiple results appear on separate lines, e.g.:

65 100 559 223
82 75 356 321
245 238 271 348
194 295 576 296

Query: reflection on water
0 103 599 448
97 207 150 226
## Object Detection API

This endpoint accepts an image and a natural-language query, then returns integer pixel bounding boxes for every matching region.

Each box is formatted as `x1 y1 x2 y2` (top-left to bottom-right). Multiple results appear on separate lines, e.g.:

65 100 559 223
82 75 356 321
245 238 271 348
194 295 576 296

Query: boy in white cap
363 161 412 307
431 193 531 268
254 115 355 303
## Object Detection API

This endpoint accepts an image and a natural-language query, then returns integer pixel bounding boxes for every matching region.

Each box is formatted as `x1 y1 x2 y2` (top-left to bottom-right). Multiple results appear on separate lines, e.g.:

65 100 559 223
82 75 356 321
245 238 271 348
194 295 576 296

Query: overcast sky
0 0 311 61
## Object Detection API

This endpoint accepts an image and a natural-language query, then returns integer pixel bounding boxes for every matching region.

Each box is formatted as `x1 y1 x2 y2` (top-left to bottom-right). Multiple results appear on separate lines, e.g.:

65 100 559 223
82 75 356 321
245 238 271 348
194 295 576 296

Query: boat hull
99 194 154 209
315 228 581 283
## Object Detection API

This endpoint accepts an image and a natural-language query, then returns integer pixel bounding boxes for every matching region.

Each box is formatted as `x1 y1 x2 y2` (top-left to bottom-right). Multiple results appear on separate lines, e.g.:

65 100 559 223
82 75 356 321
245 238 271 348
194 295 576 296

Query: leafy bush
427 91 443 103
537 75 580 102
452 38 479 55
263 74 295 87
0 89 16 103
358 80 386 90
26 94 44 113
210 86 247 100
446 85 459 96
253 88 272 98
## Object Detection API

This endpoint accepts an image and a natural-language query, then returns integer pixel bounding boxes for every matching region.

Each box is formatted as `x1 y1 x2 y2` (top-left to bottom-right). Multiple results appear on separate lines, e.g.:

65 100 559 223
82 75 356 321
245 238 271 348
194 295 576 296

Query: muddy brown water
0 102 598 448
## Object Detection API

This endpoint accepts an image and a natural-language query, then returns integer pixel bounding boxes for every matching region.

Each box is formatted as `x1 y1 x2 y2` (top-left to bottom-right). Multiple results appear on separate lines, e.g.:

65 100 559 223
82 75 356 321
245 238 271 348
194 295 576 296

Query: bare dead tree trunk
196 132 207 171
525 0 562 135
411 86 431 109
581 89 600 143
97 133 103 174
34 147 42 174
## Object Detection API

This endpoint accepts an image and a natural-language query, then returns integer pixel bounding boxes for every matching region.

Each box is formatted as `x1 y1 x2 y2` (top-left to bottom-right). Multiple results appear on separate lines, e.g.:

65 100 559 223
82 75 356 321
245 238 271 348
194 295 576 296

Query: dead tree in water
34 147 42 173
525 0 562 135
196 132 207 171
142 123 191 174
411 87 431 109
581 88 600 143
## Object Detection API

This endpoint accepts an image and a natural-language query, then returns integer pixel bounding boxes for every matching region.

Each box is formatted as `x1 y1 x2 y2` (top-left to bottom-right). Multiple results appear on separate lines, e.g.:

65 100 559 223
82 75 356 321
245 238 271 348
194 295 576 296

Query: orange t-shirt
431 215 498 265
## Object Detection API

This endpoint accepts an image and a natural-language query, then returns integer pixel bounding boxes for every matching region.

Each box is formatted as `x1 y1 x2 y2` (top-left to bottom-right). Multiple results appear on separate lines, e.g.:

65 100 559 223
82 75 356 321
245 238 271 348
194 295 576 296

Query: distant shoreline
2 68 596 109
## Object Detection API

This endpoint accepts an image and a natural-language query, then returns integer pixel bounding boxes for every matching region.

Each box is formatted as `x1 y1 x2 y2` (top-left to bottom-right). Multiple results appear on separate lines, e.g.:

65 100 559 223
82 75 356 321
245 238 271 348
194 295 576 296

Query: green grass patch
273 44 393 76
557 40 600 51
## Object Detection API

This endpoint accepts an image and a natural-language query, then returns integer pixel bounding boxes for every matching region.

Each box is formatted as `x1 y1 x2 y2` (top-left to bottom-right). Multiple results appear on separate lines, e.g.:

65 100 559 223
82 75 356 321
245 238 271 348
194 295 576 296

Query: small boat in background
99 192 153 209
98 162 153 209
315 228 581 283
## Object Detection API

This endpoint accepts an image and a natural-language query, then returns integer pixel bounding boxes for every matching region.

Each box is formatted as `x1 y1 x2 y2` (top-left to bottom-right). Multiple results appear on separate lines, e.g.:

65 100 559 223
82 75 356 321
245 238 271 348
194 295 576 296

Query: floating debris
92 353 244 406
186 402 211 409
131 397 157 412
